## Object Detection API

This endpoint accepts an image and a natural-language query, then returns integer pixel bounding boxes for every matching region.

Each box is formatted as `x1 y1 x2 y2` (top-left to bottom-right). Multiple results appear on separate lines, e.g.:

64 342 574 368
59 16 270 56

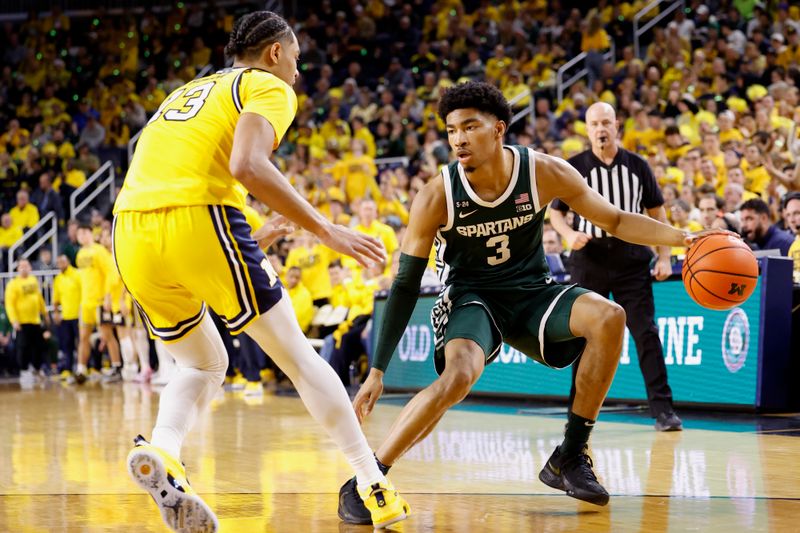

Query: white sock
133 328 151 371
245 296 384 487
120 337 135 366
76 363 87 375
150 314 227 459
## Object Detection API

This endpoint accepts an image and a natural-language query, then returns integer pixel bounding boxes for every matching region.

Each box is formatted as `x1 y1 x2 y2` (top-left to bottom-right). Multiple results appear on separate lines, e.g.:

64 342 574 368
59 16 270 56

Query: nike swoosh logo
548 461 561 476
459 209 478 219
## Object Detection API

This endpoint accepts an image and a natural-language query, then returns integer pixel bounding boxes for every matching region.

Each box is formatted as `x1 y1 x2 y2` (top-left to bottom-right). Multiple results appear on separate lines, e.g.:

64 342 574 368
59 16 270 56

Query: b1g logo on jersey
721 308 749 373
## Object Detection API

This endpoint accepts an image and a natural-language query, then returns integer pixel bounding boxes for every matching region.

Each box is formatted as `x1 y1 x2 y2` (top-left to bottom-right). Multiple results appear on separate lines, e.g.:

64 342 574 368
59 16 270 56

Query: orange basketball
681 234 758 310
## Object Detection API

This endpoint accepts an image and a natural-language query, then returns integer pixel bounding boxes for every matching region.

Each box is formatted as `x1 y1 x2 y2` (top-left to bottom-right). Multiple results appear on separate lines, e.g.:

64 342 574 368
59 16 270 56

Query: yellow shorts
79 301 101 327
112 205 282 342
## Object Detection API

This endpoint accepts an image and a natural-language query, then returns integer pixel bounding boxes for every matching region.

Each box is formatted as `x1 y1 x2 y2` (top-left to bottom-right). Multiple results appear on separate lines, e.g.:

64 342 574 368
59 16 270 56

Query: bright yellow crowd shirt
5 276 46 325
287 282 314 332
53 266 82 321
0 225 23 248
285 245 335 301
9 204 39 230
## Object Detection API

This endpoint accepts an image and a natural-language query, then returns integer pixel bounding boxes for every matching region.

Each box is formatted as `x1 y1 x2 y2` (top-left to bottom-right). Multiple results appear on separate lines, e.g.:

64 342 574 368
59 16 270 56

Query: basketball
681 234 759 310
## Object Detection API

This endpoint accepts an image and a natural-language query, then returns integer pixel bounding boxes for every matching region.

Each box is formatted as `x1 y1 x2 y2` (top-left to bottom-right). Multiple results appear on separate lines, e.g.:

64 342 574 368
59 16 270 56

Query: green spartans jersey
433 145 548 289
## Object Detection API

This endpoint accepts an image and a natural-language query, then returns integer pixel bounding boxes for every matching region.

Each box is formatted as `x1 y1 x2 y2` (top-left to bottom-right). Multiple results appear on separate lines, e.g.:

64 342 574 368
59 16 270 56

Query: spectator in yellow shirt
343 199 398 278
190 36 211 68
670 199 704 255
9 190 40 231
717 110 744 144
741 144 771 195
285 266 314 333
335 139 380 204
0 213 23 251
55 160 88 195
351 116 376 158
377 177 410 226
5 259 50 380
285 232 335 305
485 44 513 84
53 254 81 377
663 125 693 164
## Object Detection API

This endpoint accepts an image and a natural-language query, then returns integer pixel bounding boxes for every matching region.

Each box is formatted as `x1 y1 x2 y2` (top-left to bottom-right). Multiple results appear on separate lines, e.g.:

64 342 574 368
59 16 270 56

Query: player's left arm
536 152 689 248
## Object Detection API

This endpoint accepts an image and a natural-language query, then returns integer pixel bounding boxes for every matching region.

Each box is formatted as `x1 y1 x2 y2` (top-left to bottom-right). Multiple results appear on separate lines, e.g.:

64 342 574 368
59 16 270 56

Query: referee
550 102 682 432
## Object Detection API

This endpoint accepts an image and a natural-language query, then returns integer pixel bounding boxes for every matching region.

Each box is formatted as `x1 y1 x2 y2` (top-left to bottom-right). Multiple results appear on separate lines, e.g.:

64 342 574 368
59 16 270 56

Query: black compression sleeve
371 253 428 373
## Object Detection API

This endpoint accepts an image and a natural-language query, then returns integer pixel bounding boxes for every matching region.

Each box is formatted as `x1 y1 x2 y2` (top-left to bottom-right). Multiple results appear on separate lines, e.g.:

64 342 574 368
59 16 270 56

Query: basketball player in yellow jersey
113 11 408 532
74 223 122 384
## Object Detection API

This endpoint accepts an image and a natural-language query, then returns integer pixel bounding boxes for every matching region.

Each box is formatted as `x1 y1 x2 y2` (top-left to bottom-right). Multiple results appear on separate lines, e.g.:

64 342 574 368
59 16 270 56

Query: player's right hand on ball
353 369 384 424
567 230 592 250
320 223 386 269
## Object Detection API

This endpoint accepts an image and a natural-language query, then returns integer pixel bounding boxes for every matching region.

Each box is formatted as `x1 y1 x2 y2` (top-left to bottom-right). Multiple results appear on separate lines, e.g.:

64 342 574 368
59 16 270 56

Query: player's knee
439 352 482 403
594 301 626 339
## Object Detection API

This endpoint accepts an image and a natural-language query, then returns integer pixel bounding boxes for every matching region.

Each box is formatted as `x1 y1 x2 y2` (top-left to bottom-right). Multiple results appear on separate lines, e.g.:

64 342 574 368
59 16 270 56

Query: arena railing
7 212 58 274
556 44 615 105
508 88 535 128
127 63 214 164
69 160 115 222
0 268 60 310
633 0 686 59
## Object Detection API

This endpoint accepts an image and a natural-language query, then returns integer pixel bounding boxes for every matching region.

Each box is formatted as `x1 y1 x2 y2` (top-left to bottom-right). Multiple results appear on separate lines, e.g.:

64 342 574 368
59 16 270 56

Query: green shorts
430 281 589 375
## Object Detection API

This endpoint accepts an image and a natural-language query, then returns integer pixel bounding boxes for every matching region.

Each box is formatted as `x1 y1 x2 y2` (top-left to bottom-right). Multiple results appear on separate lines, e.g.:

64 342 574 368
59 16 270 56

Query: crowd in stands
2 1 800 383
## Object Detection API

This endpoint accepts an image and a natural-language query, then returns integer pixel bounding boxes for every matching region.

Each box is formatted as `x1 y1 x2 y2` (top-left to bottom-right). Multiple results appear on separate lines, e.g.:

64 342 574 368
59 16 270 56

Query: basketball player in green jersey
338 81 717 522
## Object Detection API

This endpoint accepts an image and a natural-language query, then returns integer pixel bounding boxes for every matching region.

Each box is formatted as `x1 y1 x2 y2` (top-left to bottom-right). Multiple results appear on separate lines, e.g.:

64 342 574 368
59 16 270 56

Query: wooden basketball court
1 382 798 532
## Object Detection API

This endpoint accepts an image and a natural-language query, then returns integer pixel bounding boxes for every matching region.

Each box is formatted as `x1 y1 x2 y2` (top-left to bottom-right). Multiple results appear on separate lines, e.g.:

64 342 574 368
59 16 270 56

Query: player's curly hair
437 81 511 125
224 11 292 59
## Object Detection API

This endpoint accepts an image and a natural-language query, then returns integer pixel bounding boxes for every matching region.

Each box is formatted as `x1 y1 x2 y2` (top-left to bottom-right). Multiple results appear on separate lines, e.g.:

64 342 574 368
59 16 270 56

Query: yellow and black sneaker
126 435 218 532
356 479 410 529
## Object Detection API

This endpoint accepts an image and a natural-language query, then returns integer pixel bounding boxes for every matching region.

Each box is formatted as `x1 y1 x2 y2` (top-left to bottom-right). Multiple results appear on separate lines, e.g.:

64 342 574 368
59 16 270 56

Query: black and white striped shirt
551 148 663 238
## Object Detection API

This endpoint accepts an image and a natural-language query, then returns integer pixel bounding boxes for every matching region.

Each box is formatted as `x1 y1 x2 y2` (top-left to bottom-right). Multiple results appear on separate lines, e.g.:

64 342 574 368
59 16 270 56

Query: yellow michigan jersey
114 68 297 214
76 243 115 325
113 67 294 341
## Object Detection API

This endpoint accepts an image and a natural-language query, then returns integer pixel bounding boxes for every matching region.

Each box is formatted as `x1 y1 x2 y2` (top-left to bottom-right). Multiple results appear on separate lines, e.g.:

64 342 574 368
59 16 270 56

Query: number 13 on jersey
487 235 511 265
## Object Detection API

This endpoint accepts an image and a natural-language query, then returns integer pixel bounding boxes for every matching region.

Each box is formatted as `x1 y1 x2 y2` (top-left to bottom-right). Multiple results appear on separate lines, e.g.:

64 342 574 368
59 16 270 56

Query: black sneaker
337 476 372 525
655 411 683 431
103 366 123 383
539 446 609 506
74 372 87 385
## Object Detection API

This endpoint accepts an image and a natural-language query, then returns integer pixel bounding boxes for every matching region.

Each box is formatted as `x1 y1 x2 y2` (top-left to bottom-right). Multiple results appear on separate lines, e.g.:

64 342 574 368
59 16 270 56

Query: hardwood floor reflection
0 382 798 532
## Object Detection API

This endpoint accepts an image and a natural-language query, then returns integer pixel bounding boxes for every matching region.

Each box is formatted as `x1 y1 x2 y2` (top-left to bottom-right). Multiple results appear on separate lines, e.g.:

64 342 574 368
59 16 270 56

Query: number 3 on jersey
486 235 510 265
147 81 215 124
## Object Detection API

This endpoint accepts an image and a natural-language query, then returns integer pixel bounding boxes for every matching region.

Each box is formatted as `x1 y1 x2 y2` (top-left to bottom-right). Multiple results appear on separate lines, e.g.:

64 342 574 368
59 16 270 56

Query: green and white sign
377 279 762 406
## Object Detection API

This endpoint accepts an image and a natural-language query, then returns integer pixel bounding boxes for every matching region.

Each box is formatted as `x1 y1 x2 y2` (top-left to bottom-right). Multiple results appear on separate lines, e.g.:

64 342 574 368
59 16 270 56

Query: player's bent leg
539 292 625 507
375 338 485 466
127 312 226 533
568 293 626 420
244 296 409 528
338 340 485 525
149 313 228 457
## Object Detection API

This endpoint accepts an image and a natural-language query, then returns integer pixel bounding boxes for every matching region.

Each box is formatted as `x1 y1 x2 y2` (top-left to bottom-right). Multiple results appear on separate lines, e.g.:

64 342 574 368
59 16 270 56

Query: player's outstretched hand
253 215 295 250
684 228 740 247
353 369 384 424
320 223 386 269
